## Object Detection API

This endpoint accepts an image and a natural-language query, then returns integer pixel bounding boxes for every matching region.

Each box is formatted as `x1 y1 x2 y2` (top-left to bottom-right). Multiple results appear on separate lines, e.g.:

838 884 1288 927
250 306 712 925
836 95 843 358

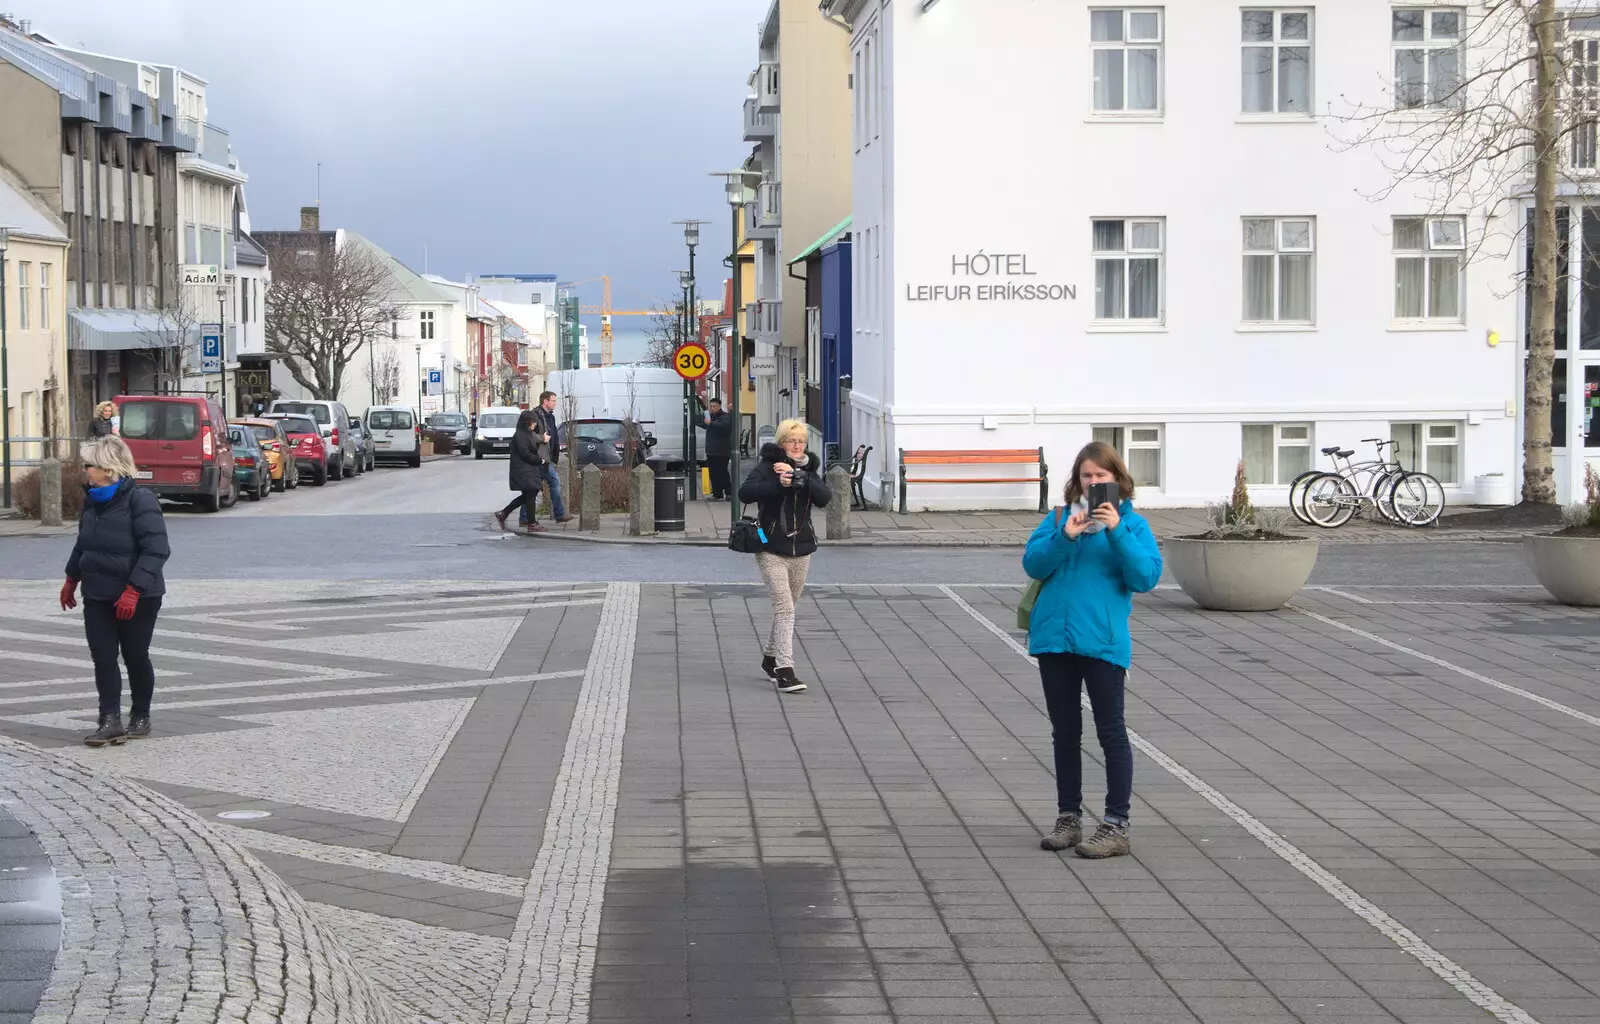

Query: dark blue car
227 424 274 501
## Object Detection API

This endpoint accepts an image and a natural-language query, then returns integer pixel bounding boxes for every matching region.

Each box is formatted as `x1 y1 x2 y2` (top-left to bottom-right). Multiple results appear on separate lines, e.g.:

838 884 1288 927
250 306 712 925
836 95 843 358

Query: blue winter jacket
1022 500 1163 668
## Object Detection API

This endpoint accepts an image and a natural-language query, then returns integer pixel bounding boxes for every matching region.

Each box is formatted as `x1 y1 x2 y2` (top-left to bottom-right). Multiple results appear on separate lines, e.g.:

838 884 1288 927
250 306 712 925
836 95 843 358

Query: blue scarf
87 481 121 504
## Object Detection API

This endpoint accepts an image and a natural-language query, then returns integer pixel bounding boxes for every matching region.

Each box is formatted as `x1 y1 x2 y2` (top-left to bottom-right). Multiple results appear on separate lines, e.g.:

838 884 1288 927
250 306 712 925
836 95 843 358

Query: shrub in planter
1165 461 1320 612
13 461 86 521
1524 466 1600 606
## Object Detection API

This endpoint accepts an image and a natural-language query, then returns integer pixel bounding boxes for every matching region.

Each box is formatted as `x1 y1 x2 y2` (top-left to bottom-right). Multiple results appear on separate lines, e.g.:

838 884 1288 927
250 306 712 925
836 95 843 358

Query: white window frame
1392 215 1466 322
1391 6 1465 110
1391 420 1461 483
1090 8 1164 115
1242 422 1313 485
17 261 30 330
853 48 863 152
1242 217 1316 325
420 309 436 341
1091 217 1165 324
1241 9 1314 116
1093 424 1164 488
39 263 51 331
1569 26 1600 171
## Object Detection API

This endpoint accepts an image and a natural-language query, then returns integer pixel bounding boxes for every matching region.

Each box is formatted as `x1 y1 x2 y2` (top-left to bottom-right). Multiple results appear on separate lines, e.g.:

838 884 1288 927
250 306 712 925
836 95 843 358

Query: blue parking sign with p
428 370 442 384
201 330 222 373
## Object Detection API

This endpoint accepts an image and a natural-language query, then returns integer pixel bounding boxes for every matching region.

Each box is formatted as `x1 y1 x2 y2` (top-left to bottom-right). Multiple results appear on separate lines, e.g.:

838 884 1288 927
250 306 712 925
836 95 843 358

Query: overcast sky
38 0 761 337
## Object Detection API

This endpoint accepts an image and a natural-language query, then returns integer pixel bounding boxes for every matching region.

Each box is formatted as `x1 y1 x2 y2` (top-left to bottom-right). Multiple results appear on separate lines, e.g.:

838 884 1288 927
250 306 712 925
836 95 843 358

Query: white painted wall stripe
1290 605 1600 730
220 825 524 897
489 582 639 1024
937 585 1542 1024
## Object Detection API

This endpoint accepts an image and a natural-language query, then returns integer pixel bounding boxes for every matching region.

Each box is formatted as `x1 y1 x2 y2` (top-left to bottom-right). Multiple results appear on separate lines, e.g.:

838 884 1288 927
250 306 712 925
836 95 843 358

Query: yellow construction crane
560 275 663 367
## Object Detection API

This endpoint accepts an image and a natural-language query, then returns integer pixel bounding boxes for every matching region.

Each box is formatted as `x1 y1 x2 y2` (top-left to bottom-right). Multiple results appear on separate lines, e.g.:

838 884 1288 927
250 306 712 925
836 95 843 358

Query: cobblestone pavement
2 575 1597 1023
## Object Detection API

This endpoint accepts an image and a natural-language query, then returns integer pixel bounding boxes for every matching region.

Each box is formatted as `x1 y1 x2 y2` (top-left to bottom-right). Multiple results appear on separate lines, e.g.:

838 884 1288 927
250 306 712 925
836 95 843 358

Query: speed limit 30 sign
673 342 711 381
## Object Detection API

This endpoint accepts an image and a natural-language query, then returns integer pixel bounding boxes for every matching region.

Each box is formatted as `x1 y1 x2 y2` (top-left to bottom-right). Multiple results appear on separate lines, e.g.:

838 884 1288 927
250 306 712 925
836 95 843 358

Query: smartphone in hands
1087 481 1118 511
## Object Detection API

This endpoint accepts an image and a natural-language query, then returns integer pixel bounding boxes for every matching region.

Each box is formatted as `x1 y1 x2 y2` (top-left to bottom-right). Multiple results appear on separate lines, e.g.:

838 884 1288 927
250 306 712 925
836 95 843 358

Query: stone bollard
580 464 601 531
628 463 655 536
40 457 63 527
825 465 851 540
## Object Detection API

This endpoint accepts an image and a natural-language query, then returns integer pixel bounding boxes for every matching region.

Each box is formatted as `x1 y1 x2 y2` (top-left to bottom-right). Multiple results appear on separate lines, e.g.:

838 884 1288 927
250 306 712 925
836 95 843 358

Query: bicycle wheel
1287 469 1323 525
1301 472 1359 528
1389 471 1445 527
1371 471 1401 523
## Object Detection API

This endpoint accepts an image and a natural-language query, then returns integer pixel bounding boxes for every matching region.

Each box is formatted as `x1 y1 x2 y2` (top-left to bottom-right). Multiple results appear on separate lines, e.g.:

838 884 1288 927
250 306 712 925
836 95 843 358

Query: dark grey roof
236 231 268 267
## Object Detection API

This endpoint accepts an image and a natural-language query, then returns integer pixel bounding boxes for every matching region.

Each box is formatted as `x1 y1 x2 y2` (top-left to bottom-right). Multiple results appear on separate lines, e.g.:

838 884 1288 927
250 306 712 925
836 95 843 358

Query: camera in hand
1087 482 1117 510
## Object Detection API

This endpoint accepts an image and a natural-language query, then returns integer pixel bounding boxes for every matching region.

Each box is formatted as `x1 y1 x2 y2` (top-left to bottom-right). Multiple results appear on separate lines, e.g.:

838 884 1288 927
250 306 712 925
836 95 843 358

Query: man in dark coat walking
527 391 574 524
703 397 733 500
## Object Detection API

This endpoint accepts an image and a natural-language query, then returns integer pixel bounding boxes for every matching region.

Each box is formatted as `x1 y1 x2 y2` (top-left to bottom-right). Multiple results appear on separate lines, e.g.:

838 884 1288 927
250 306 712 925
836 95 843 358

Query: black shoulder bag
728 503 765 554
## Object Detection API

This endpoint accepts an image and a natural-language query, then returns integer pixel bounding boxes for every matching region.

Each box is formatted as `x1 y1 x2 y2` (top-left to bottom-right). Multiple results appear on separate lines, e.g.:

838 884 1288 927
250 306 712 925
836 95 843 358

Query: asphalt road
0 455 1537 585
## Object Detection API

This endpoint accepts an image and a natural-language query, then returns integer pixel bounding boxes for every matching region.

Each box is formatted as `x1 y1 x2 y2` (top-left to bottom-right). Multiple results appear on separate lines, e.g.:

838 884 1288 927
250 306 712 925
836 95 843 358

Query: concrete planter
1166 536 1320 612
1524 535 1600 607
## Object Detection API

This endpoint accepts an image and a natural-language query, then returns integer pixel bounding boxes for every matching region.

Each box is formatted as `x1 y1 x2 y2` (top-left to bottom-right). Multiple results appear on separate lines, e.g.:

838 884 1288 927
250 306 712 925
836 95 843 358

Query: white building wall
846 0 1519 510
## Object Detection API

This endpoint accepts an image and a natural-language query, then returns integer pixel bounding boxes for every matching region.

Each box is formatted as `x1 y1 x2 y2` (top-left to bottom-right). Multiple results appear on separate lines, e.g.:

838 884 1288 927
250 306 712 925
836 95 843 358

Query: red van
114 395 238 512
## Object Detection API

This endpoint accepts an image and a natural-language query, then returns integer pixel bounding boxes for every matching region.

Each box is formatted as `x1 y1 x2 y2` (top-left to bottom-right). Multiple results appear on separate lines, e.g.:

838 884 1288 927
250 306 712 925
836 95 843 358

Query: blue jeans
1038 653 1132 824
518 465 565 523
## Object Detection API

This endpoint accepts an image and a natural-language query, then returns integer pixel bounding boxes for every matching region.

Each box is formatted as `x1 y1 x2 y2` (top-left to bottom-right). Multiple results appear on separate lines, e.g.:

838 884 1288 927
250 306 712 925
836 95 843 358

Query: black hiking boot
126 714 152 739
761 655 778 680
84 714 127 747
773 667 807 694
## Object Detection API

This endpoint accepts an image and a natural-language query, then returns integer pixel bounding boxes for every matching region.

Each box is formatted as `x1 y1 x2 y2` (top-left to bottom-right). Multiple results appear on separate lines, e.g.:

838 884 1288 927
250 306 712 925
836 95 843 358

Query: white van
473 406 523 459
364 405 422 468
546 367 693 459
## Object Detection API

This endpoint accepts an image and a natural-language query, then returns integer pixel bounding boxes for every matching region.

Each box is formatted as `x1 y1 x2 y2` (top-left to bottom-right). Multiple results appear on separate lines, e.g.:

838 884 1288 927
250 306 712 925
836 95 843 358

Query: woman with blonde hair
738 418 829 693
59 436 170 747
88 400 118 438
1024 440 1161 859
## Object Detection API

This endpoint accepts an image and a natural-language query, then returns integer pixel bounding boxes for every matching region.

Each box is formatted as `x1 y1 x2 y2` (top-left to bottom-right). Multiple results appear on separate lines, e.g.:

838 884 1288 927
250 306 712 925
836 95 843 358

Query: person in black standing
531 391 574 524
495 409 549 533
703 397 733 500
88 401 118 438
60 436 170 747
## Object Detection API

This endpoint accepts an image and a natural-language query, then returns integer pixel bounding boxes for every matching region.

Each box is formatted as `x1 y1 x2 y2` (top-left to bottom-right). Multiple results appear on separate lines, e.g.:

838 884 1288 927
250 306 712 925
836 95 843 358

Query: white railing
743 95 775 138
757 181 782 228
758 61 780 110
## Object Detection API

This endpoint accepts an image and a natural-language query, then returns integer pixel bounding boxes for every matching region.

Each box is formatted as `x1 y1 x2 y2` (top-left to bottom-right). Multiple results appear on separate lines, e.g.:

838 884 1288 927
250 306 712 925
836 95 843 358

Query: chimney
300 205 320 232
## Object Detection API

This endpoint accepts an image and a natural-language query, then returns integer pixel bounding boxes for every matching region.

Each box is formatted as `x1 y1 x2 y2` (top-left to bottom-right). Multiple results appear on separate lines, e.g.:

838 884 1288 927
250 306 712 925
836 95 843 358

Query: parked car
232 417 298 492
114 394 238 512
346 416 377 473
365 405 422 468
424 412 471 455
565 418 656 468
226 424 275 501
268 399 358 478
261 412 331 485
472 406 522 459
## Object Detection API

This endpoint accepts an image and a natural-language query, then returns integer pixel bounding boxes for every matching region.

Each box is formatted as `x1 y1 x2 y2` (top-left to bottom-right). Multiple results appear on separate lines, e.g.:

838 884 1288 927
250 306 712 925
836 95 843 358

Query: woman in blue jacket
1023 441 1162 859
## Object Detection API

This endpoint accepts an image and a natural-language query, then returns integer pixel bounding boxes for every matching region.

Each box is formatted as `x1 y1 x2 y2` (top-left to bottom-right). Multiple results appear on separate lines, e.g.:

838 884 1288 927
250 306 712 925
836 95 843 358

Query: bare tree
366 343 404 405
260 238 404 401
641 302 686 368
1332 0 1597 504
135 300 202 394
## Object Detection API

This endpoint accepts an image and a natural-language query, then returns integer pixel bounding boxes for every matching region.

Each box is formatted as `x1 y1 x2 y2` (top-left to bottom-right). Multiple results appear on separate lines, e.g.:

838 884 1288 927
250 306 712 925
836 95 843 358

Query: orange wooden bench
897 447 1049 514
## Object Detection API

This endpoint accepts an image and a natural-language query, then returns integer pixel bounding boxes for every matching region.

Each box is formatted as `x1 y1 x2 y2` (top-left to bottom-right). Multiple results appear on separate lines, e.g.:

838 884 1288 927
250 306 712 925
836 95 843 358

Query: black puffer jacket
65 478 170 601
508 423 548 492
738 442 830 558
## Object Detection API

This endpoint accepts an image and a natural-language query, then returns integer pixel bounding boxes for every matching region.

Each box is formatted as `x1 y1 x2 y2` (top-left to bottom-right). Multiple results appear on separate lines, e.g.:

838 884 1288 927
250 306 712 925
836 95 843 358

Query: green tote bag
1016 507 1062 631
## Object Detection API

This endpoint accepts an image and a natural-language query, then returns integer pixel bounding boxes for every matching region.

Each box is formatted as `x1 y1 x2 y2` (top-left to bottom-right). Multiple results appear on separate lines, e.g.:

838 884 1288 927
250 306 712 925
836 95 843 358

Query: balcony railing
755 181 781 230
748 299 781 343
757 61 780 112
197 122 237 170
743 95 775 141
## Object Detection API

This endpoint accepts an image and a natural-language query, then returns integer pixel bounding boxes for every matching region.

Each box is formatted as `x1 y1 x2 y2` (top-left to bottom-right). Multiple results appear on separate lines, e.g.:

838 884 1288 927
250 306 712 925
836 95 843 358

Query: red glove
114 585 140 621
59 577 78 611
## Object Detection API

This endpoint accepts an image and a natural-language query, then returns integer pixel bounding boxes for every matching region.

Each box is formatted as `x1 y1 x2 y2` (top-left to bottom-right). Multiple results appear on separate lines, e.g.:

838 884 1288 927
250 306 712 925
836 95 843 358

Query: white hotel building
819 0 1548 510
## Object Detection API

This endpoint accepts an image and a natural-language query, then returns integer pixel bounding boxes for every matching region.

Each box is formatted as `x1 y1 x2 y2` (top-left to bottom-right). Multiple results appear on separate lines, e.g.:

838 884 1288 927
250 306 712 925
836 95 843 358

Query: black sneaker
773 667 807 693
1039 813 1083 851
84 714 127 747
761 655 778 680
126 715 151 739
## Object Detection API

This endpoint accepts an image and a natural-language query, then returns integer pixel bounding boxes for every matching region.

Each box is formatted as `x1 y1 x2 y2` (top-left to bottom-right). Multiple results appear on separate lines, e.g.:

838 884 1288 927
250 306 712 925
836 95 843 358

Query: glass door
1585 364 1600 490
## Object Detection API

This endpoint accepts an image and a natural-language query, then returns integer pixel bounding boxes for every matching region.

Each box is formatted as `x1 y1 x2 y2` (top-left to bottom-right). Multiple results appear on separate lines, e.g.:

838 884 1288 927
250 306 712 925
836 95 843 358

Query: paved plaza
2 569 1598 1024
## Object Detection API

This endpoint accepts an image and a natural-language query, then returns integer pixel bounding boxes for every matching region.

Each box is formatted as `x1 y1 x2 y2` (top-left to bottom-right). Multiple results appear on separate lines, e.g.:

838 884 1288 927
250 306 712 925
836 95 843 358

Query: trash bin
647 456 687 532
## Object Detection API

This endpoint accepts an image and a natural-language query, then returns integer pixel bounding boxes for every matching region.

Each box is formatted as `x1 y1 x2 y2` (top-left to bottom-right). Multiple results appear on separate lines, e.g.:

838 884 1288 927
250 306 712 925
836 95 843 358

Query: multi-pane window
1092 219 1163 322
1392 421 1460 483
1242 218 1315 323
1093 425 1163 488
1242 10 1312 114
39 264 50 330
1091 9 1163 113
1242 423 1312 484
1570 32 1600 170
1393 216 1464 319
1392 7 1463 109
420 310 436 341
17 261 29 330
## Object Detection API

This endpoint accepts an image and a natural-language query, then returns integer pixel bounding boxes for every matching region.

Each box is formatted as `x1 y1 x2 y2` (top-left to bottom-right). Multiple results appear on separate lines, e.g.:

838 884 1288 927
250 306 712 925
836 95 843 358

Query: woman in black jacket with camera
60 436 170 747
738 419 829 694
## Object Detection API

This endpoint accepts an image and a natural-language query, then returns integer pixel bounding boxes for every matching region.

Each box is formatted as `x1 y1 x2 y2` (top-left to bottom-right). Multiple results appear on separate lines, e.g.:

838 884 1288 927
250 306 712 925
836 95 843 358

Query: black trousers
83 596 162 717
501 487 540 522
707 457 731 499
1038 652 1133 823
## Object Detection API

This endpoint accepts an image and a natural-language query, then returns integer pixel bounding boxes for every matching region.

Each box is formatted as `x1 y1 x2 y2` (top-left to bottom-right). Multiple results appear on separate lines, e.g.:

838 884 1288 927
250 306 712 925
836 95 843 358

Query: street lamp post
0 227 11 509
215 284 229 417
415 343 423 416
675 219 707 501
675 266 695 501
710 172 759 528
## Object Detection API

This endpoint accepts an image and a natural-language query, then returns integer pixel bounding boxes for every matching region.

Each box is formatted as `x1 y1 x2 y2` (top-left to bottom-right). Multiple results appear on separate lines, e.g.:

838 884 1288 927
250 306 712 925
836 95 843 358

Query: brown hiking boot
1039 813 1082 851
556 515 576 524
1074 821 1131 859
524 522 546 533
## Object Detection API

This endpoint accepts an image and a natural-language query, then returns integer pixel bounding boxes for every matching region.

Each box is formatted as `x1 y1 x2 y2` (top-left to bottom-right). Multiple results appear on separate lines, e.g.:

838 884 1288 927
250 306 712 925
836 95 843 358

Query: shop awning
67 308 190 352
786 215 852 266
